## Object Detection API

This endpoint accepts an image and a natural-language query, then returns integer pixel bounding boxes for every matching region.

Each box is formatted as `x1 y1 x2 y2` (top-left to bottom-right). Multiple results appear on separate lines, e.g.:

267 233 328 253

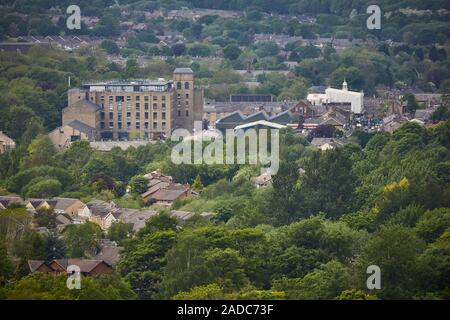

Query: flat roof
82 79 172 86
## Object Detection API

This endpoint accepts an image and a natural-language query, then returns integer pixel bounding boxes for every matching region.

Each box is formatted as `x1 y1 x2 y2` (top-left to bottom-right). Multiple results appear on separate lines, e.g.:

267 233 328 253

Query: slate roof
94 246 123 266
0 196 22 207
51 259 111 273
311 138 345 148
86 200 120 218
69 99 101 112
118 208 157 231
150 187 189 202
53 197 81 211
28 260 47 272
173 67 193 74
66 120 96 139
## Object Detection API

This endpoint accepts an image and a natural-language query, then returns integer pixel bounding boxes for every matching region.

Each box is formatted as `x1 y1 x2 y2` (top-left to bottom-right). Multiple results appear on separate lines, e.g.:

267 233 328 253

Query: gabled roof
86 200 120 218
56 213 73 225
244 110 269 123
269 110 293 124
26 199 50 209
216 110 245 123
118 208 157 231
51 259 111 273
94 246 123 266
28 260 47 272
53 197 82 211
0 196 22 207
235 120 286 130
68 99 101 112
149 187 189 202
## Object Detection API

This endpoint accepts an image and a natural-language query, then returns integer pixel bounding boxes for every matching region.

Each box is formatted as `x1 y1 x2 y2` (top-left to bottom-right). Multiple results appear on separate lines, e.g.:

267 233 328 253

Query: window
127 122 131 129
127 112 131 120
136 122 140 129
136 102 140 110
185 82 190 89
153 112 157 120
118 115 122 121
162 95 166 101
162 112 166 120
177 93 181 99
109 122 114 128
177 82 182 89
109 96 113 102
185 100 189 106
100 122 105 129
136 96 140 101
162 103 166 111
185 110 189 117
136 112 140 119
162 122 166 129
178 110 181 116
153 122 157 129
153 96 158 101
144 96 149 101
145 122 149 129
185 93 189 99
144 103 149 110
153 103 158 110
145 112 149 120
100 112 105 120
109 103 113 111
109 112 114 118
118 122 122 129
126 96 131 101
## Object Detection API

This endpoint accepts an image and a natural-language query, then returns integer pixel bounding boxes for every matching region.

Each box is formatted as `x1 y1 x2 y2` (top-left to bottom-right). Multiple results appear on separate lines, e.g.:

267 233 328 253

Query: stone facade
60 68 203 141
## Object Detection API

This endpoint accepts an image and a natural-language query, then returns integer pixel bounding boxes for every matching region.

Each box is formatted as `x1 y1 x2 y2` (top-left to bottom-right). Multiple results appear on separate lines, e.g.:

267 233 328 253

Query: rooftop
173 67 193 74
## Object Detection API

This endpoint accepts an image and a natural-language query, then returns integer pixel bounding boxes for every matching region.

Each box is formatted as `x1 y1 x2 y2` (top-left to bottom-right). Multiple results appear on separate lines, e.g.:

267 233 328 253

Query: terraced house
50 68 203 145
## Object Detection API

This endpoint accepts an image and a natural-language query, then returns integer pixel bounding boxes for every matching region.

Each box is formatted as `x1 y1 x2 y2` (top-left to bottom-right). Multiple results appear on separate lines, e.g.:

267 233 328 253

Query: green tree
358 224 426 299
192 175 204 192
3 273 136 300
24 178 62 198
107 221 134 243
223 44 242 61
63 222 102 258
100 40 120 55
118 230 177 299
402 93 419 114
272 260 351 299
128 175 148 195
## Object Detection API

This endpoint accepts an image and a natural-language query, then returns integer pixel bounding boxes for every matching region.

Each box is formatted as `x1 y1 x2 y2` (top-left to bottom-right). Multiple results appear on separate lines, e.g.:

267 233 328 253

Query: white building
307 80 364 114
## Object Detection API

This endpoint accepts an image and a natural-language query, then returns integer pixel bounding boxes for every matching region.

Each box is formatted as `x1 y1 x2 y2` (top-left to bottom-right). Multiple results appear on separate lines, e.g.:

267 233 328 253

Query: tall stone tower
172 68 203 131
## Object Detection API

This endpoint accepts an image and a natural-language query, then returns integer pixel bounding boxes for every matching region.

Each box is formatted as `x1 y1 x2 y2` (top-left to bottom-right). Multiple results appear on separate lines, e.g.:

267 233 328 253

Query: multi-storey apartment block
58 68 202 143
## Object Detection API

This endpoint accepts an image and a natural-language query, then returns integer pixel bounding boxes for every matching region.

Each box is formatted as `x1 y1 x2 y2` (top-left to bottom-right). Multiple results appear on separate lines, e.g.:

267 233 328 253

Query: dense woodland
1 117 450 299
0 0 450 300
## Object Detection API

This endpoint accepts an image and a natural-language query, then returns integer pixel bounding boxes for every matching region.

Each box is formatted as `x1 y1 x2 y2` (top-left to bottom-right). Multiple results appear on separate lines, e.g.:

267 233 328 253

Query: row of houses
29 258 113 276
0 195 213 232
141 170 191 206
